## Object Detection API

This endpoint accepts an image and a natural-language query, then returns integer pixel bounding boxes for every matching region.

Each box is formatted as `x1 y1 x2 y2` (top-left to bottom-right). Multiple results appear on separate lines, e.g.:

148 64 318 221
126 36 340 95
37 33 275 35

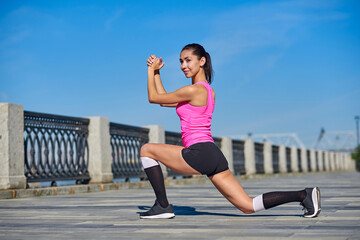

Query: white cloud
206 0 348 61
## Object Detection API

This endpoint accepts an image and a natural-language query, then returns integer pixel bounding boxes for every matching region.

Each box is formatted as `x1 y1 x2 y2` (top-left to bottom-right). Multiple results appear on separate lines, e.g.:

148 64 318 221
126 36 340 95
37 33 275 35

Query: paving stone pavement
0 172 359 240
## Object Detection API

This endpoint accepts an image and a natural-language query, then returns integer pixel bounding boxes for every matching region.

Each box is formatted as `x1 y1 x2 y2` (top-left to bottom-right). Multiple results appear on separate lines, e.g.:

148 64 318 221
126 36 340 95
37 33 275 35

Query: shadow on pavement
137 205 303 217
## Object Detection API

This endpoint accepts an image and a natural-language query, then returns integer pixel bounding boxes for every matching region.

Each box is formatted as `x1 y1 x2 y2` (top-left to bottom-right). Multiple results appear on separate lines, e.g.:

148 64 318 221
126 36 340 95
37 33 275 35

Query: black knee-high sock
263 190 307 209
144 165 169 208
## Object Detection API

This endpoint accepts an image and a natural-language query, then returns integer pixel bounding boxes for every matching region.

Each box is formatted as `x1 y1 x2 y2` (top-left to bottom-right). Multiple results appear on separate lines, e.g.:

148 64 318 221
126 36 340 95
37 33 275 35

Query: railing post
278 145 287 173
263 142 273 174
221 137 234 173
329 152 335 171
343 153 348 170
244 139 256 175
344 153 349 170
87 117 113 183
338 153 344 170
301 148 308 173
310 149 316 172
317 150 323 171
145 125 168 178
290 146 299 173
324 151 330 171
0 103 26 189
336 152 341 170
348 154 356 171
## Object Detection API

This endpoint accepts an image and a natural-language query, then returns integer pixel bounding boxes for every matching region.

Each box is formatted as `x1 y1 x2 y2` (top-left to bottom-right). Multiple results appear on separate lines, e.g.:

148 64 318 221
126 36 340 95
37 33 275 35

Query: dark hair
182 43 213 84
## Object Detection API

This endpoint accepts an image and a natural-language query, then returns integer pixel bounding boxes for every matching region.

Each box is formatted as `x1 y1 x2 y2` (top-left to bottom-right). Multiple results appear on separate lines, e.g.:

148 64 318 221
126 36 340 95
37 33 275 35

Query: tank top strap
194 81 214 108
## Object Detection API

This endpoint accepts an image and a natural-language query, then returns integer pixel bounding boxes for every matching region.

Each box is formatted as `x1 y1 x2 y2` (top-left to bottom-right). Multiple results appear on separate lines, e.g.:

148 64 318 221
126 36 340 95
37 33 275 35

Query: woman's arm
147 57 196 105
154 70 178 107
147 55 177 107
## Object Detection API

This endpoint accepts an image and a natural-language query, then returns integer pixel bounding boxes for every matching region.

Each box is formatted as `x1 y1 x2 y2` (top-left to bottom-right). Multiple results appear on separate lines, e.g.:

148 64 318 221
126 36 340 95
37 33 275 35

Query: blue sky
1 0 359 148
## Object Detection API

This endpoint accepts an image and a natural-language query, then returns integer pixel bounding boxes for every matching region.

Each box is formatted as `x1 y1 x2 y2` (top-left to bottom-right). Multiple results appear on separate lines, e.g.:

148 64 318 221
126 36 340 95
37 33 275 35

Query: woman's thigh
140 143 201 175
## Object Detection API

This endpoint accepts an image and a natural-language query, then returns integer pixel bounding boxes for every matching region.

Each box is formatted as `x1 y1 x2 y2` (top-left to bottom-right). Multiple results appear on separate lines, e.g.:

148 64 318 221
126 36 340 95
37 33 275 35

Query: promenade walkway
0 172 359 240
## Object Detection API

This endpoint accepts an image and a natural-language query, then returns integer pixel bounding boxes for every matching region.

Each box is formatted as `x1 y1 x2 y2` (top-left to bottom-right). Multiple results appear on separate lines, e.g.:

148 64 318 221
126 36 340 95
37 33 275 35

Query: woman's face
180 49 204 79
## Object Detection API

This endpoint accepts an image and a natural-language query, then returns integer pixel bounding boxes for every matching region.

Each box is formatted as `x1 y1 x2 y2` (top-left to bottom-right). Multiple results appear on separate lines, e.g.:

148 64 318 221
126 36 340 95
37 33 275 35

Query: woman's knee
140 143 153 157
233 198 255 214
240 206 255 214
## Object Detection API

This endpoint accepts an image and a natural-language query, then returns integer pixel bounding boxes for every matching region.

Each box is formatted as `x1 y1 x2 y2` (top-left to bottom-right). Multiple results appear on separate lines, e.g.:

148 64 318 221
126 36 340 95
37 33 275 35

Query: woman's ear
200 56 206 67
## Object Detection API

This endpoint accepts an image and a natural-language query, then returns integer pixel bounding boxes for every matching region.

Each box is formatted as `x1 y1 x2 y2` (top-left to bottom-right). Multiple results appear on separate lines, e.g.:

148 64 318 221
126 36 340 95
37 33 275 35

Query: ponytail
182 43 214 84
204 51 213 84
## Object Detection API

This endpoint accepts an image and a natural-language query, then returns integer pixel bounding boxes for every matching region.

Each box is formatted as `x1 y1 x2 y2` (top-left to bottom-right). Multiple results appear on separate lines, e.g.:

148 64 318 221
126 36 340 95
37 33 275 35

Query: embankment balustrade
0 103 356 190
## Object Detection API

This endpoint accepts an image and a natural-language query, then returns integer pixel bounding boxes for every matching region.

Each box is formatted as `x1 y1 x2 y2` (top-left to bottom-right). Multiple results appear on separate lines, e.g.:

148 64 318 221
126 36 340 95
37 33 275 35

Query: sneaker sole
304 187 321 218
140 213 175 219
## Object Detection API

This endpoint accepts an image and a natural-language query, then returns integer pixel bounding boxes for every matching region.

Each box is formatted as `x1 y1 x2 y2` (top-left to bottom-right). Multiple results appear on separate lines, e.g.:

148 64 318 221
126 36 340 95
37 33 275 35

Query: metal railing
110 122 149 180
297 149 302 172
307 150 311 171
286 147 291 172
255 142 264 174
21 111 339 185
233 140 245 175
213 137 222 149
272 145 279 173
165 131 183 146
24 111 90 183
316 152 319 171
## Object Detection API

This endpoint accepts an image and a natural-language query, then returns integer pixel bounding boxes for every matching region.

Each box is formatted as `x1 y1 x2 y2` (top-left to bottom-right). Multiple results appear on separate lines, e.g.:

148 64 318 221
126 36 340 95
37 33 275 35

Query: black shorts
181 142 229 177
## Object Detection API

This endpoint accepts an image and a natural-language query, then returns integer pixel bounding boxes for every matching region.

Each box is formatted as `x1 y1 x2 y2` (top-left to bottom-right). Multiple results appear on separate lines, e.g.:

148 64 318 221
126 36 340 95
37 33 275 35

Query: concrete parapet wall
290 146 299 173
301 148 308 173
0 102 355 190
221 137 234 173
329 152 336 171
145 125 168 178
317 150 323 171
278 145 287 173
324 151 330 171
263 142 273 174
244 139 256 175
310 149 317 172
88 117 113 184
0 103 26 190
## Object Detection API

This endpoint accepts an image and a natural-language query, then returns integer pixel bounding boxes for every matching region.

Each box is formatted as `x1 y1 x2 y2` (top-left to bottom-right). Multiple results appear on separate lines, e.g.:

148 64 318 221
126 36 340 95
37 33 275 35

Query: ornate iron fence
233 140 245 175
286 147 291 172
24 111 90 183
165 131 183 146
307 150 311 171
255 142 264 174
272 145 279 173
110 123 149 179
213 137 222 149
297 149 302 172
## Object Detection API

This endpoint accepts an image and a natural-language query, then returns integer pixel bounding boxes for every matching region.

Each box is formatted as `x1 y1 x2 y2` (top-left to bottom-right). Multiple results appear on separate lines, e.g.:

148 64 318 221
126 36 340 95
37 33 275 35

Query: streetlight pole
355 116 360 147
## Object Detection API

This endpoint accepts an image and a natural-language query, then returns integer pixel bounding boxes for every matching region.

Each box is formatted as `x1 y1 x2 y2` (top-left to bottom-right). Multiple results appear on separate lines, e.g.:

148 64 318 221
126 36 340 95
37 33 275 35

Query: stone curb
0 171 349 200
0 175 210 200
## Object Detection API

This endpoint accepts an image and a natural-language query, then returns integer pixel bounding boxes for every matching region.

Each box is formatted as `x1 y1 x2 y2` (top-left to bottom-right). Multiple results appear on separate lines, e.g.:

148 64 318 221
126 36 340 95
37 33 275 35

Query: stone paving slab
0 172 359 240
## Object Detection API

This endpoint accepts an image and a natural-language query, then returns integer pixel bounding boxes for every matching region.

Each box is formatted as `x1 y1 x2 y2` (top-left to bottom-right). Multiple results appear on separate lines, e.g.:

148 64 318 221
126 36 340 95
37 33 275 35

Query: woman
140 43 321 219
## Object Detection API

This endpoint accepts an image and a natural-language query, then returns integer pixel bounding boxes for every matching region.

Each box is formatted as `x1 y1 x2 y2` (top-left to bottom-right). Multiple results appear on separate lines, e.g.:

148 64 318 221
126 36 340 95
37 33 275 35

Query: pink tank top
176 81 215 148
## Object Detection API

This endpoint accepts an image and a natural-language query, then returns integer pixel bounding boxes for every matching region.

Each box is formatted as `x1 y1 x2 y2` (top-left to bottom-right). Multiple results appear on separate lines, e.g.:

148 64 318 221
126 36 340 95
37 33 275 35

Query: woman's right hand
147 55 165 70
